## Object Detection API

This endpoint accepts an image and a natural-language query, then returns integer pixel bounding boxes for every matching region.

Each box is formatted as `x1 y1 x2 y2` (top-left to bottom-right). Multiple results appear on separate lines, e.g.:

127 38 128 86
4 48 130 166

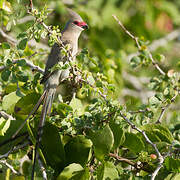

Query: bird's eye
73 21 79 25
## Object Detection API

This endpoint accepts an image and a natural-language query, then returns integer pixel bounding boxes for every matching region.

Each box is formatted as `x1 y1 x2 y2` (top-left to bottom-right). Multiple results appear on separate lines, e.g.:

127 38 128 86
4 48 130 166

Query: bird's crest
67 8 83 22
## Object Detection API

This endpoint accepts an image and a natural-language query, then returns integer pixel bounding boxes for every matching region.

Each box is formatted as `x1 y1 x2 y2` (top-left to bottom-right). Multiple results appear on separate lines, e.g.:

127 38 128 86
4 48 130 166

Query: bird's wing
40 40 72 84
40 43 62 84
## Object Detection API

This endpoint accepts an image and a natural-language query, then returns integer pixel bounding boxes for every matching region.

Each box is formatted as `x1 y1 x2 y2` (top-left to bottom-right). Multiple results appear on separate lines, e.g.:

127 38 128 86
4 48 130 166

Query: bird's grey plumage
40 9 86 114
23 9 88 180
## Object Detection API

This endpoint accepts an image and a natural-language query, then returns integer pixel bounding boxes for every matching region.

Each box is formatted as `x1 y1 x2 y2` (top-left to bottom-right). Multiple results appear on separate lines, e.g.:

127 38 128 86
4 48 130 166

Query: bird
13 8 88 180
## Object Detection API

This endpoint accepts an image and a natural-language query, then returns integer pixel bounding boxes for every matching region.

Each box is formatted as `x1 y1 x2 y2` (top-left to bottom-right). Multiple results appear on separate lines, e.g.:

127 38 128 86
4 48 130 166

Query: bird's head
67 8 88 30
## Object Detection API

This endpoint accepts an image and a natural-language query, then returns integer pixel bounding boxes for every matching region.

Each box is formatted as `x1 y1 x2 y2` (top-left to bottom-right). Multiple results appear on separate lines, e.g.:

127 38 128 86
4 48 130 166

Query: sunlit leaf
1 69 11 81
0 117 11 136
64 135 92 166
97 162 119 180
123 132 145 153
89 125 114 160
57 163 87 180
17 38 28 50
2 92 21 113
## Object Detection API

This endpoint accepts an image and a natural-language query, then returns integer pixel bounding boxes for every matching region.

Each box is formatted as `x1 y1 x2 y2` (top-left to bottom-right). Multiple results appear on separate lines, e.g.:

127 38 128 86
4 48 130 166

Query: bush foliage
0 0 180 179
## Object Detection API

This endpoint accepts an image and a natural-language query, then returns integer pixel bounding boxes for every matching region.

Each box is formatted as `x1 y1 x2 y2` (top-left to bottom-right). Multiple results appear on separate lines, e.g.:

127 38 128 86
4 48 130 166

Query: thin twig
156 91 179 123
0 27 50 50
113 15 166 76
0 132 28 148
29 0 33 11
109 153 152 173
0 58 44 74
0 28 17 45
127 28 180 62
119 112 164 180
151 145 173 180
0 138 30 159
0 111 15 120
129 109 149 114
0 149 12 159
0 160 20 175
109 153 135 166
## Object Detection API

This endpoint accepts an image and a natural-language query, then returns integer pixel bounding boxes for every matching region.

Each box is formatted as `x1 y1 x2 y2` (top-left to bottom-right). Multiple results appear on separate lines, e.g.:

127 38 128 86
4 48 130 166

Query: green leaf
16 88 24 97
0 0 4 9
0 117 11 136
0 0 12 13
164 87 170 96
165 157 180 173
123 132 145 153
6 21 12 31
70 97 84 116
164 173 180 180
1 42 10 49
142 124 174 143
17 38 28 50
17 32 27 39
130 56 141 68
140 131 161 143
89 125 114 160
149 96 160 108
1 69 11 81
16 59 26 66
15 92 41 115
2 91 21 113
57 163 88 180
57 103 73 117
16 72 28 82
109 122 125 150
87 74 95 85
64 135 92 167
155 54 165 62
97 162 119 180
41 122 65 172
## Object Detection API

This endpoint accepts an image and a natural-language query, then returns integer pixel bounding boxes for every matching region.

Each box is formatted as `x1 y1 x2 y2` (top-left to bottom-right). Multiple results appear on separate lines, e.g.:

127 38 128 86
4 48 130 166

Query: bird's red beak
81 22 88 29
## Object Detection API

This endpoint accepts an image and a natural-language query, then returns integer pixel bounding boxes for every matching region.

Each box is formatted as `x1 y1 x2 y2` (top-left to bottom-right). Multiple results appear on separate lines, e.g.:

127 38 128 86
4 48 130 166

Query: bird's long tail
12 90 47 139
31 88 56 180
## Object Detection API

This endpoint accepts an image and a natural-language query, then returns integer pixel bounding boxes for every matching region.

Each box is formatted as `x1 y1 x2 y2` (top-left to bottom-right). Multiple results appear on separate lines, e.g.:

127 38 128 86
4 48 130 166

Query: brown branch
29 0 33 12
0 28 17 45
109 153 135 166
109 153 152 173
113 15 166 76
